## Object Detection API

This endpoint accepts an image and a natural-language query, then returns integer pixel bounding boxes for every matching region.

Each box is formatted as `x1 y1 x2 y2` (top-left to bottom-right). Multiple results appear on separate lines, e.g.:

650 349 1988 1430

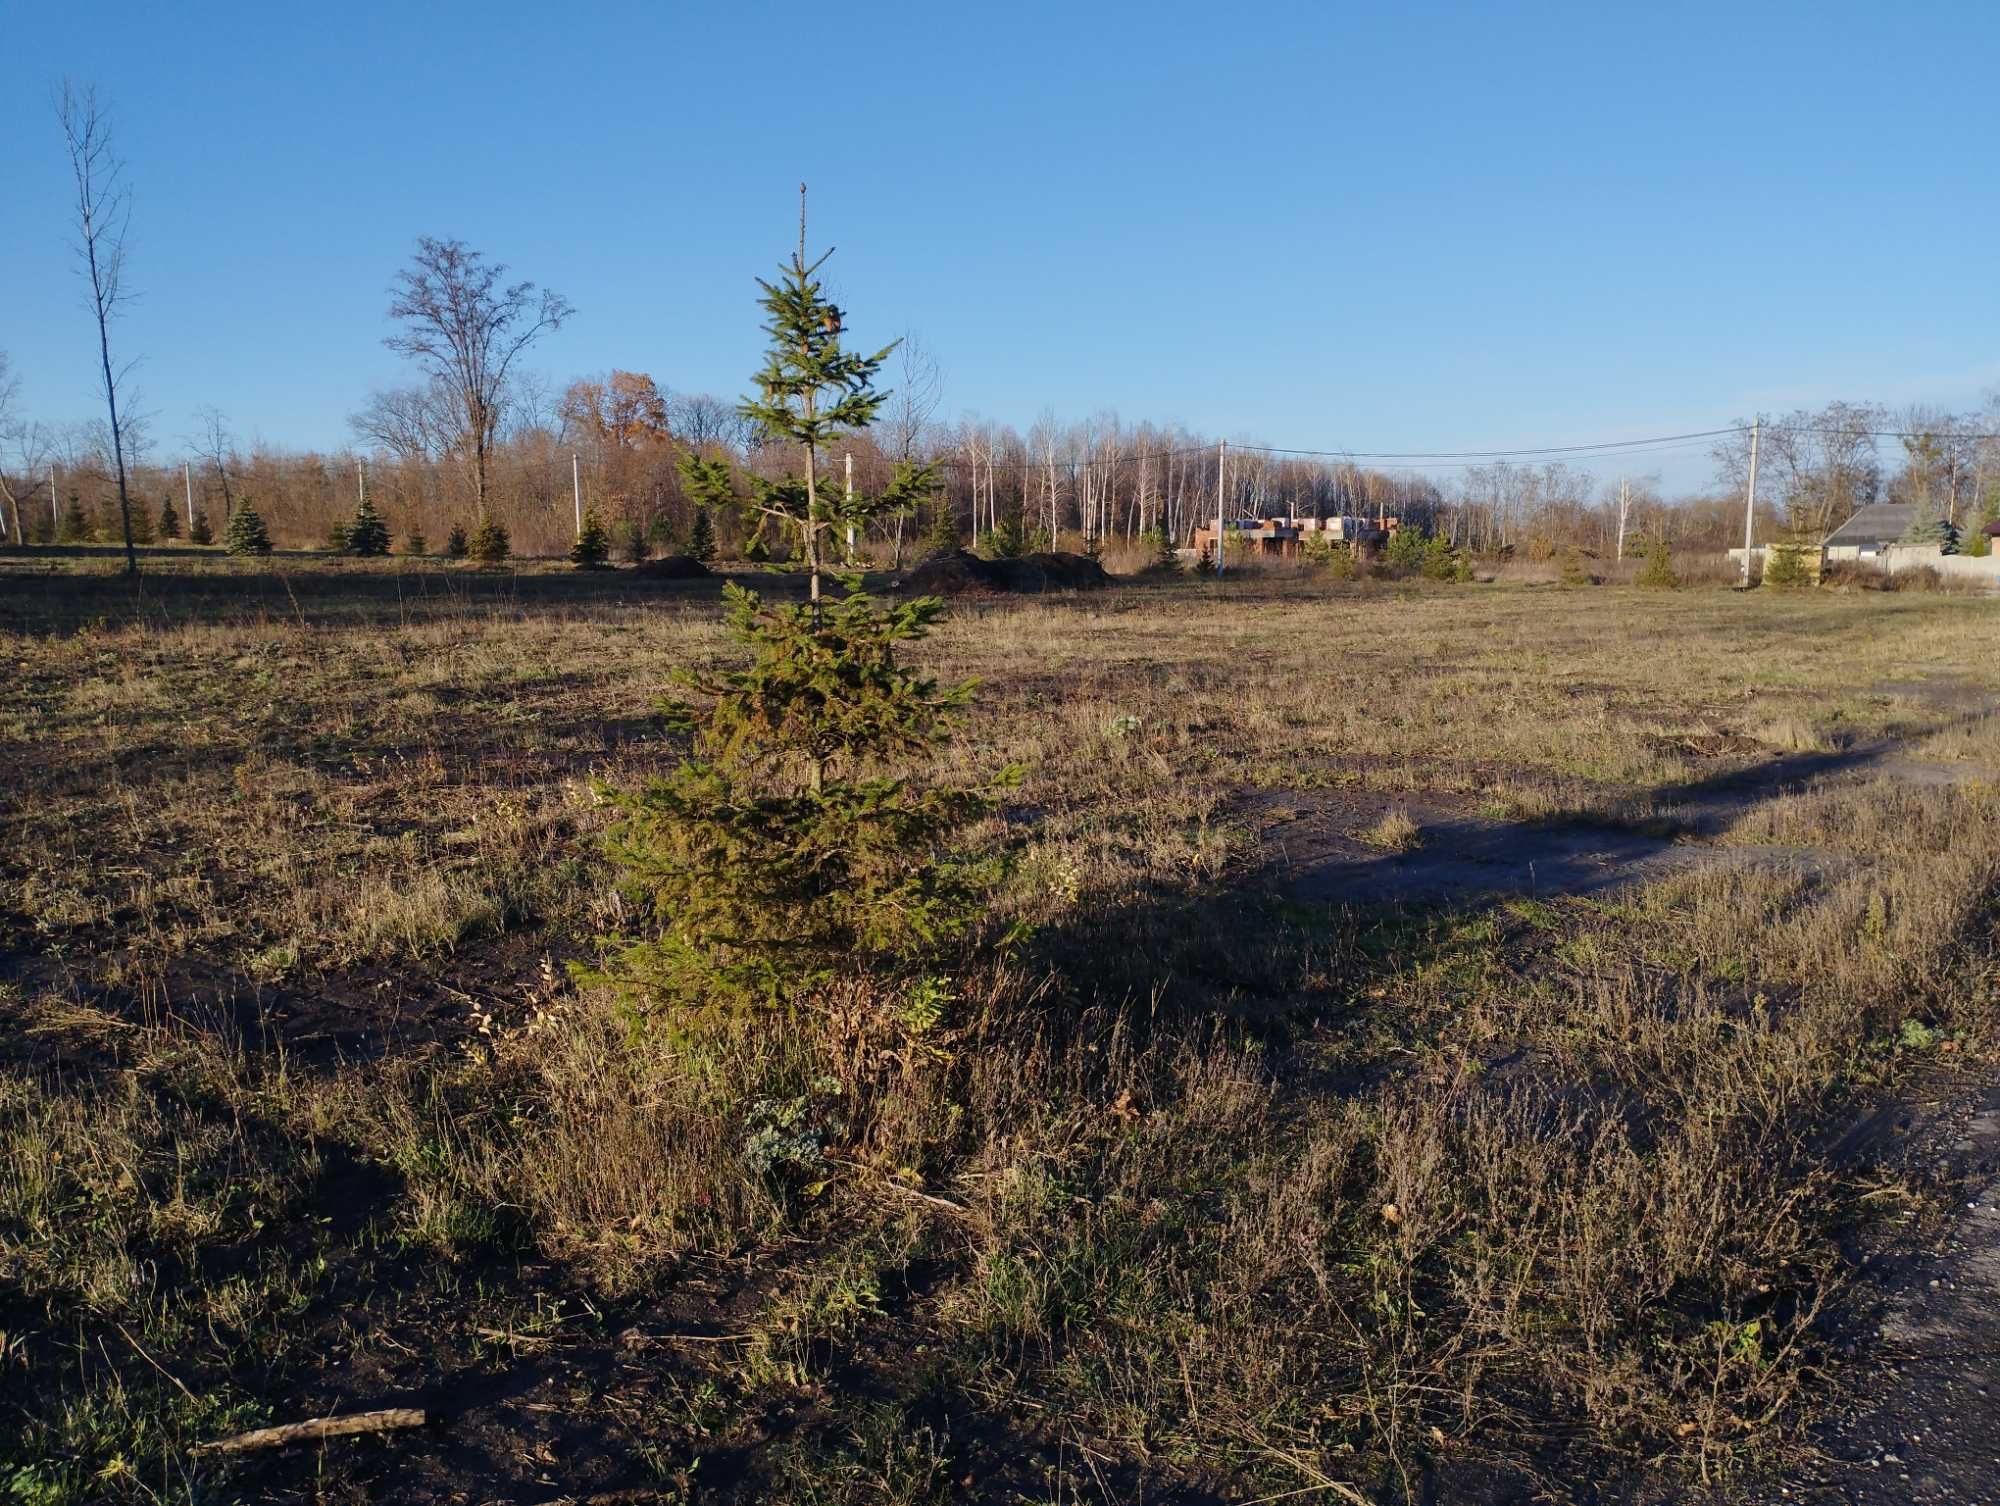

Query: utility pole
571 453 582 535
50 465 58 535
1740 418 1761 587
1215 439 1227 577
356 458 366 506
844 452 856 564
1615 477 1629 562
184 461 195 535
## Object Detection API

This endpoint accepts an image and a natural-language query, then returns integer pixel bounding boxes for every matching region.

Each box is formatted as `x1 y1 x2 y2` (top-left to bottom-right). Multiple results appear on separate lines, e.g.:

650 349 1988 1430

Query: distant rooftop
1823 503 1919 549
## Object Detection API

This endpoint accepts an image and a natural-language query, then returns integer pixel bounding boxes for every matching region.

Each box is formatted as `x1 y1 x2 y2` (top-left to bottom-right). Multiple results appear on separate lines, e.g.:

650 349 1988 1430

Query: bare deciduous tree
667 392 757 453
348 382 455 466
58 81 140 574
384 237 572 521
1713 404 1881 540
190 405 238 515
883 333 944 564
0 350 28 543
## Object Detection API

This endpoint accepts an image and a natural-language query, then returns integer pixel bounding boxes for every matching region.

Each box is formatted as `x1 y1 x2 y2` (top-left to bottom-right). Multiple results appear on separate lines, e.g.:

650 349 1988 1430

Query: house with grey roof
1822 503 1919 561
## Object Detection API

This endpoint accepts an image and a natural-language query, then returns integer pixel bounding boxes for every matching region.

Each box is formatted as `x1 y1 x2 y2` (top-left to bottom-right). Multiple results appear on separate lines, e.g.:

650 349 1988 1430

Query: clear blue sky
6 0 1997 492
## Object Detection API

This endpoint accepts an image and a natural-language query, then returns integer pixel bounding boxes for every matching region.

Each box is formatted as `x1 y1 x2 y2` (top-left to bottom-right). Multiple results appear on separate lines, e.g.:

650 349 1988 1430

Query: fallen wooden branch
192 1407 428 1456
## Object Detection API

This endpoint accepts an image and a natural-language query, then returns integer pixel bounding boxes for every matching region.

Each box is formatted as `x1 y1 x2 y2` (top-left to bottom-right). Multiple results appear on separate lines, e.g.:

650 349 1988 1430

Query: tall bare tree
384 237 572 522
883 332 944 563
0 350 29 544
190 405 238 515
58 81 139 574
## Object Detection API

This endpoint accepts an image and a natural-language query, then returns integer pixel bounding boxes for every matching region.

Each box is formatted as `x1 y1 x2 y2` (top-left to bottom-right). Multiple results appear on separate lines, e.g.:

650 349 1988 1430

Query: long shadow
1278 701 1997 907
0 558 816 635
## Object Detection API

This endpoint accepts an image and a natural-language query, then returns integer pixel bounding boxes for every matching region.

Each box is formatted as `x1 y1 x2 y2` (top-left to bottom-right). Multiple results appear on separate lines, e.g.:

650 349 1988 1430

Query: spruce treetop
730 185 934 601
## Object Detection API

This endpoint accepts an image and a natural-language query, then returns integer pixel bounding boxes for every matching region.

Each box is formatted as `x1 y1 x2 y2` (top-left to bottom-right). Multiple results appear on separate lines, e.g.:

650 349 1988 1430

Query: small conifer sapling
224 500 272 555
570 510 611 568
598 188 1010 1042
346 494 391 556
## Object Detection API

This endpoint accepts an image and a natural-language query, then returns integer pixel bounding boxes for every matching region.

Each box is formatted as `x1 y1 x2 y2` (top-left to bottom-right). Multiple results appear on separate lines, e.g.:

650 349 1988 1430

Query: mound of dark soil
633 554 712 580
901 549 1108 595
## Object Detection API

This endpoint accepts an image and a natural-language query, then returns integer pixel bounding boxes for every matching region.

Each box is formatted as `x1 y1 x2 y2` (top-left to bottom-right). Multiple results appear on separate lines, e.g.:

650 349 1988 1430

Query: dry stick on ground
192 1407 429 1456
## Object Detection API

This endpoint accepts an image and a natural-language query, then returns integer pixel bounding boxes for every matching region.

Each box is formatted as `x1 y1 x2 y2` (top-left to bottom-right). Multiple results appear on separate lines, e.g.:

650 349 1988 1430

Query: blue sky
5 0 1996 492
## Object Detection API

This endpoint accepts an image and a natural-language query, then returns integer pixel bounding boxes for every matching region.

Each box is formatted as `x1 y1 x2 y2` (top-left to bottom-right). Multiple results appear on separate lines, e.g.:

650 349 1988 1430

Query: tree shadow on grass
1269 702 1996 909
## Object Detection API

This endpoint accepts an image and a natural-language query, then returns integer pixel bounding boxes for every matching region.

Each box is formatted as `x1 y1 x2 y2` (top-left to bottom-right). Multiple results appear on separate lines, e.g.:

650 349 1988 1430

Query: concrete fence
1883 545 2000 585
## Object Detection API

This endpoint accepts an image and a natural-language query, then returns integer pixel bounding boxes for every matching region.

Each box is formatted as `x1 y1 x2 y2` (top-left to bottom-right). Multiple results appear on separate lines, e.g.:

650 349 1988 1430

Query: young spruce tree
570 509 611 568
600 189 1007 1032
224 500 272 555
346 494 391 556
157 497 180 541
687 504 719 564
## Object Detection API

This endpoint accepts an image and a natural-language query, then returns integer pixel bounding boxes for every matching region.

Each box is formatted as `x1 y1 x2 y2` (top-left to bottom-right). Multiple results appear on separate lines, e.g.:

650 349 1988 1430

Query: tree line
10 82 1999 565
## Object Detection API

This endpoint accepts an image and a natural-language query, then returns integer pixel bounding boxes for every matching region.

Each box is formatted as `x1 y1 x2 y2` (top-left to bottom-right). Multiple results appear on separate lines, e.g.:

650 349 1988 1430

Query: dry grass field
3 550 1998 1504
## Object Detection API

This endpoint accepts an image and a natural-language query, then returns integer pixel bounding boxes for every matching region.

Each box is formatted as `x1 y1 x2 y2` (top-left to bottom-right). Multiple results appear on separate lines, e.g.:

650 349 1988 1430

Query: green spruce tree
188 508 214 546
1635 533 1680 588
598 190 1005 1035
1899 505 1959 554
1420 534 1458 580
468 519 511 564
1140 525 1179 574
983 508 1026 560
224 500 272 556
570 510 611 568
1384 525 1429 576
402 529 427 556
157 497 181 541
58 496 89 543
922 498 958 557
620 519 650 563
346 494 391 556
687 504 719 564
444 521 469 558
1761 532 1814 587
